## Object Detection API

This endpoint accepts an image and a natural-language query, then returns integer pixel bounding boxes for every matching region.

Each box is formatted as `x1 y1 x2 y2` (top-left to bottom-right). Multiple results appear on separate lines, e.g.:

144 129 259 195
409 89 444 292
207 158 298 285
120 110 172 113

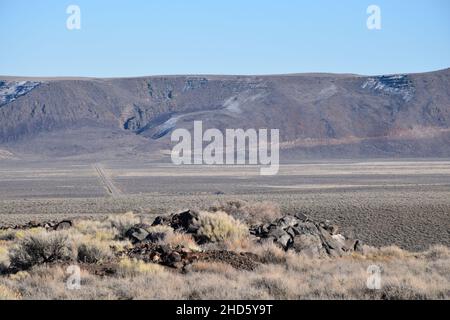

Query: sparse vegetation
210 200 282 225
117 258 165 277
77 241 112 264
0 244 9 273
8 231 73 270
0 229 16 241
0 284 20 300
107 212 140 238
0 209 448 300
195 211 248 243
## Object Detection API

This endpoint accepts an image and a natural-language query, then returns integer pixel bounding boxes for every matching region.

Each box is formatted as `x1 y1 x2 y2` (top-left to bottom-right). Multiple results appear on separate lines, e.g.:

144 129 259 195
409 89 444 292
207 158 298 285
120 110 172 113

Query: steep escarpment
1 69 449 159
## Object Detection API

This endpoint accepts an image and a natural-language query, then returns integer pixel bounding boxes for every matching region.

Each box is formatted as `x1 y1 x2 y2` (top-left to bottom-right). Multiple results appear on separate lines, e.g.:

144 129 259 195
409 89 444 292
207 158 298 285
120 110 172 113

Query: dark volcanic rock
125 227 149 244
251 215 362 257
0 219 73 231
152 210 200 234
123 243 261 271
54 220 73 231
145 232 166 243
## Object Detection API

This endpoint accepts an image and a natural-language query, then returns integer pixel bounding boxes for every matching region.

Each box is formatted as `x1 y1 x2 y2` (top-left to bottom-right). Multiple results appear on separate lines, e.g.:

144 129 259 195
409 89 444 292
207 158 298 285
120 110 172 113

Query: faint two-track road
93 163 122 198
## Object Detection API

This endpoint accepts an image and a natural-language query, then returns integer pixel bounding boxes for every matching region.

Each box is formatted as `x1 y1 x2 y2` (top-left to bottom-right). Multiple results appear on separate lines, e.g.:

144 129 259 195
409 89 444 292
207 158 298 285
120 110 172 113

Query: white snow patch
223 92 266 114
318 84 338 100
0 81 40 106
362 75 415 102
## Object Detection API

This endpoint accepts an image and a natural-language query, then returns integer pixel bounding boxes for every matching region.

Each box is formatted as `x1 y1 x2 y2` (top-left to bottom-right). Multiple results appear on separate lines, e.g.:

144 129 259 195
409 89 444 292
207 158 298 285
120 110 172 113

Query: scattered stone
197 251 261 271
0 219 73 231
134 223 152 230
54 220 72 231
277 215 299 229
125 227 149 244
122 242 261 271
294 212 309 221
124 243 197 269
145 232 166 243
320 220 339 235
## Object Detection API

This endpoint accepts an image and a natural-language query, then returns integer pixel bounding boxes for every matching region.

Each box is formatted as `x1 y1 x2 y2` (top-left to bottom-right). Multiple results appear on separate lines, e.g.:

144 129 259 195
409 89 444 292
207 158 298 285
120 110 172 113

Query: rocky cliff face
1 69 450 160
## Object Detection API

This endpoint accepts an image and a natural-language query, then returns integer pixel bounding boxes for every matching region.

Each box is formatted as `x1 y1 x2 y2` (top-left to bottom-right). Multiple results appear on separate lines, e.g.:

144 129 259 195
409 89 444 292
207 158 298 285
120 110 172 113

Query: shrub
210 200 282 225
194 211 248 243
77 241 112 264
8 271 30 281
247 241 287 264
164 232 201 252
74 219 117 241
0 245 9 273
9 232 73 270
424 245 450 260
108 212 140 238
14 227 46 240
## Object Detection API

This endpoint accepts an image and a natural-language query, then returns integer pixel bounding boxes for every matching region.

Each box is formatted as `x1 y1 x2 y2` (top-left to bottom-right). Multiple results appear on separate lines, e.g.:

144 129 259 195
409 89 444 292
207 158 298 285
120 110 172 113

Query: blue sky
0 0 449 77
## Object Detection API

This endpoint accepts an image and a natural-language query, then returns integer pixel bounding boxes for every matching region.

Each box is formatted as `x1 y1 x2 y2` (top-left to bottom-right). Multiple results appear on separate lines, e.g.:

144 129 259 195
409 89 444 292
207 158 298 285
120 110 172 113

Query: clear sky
1 0 449 77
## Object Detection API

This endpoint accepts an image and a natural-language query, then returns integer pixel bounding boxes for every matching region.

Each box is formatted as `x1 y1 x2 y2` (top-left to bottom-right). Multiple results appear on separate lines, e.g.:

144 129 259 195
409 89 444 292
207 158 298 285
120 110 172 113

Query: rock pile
250 213 362 257
123 242 260 271
0 220 73 232
124 243 193 269
123 210 201 244
123 210 362 260
152 209 200 234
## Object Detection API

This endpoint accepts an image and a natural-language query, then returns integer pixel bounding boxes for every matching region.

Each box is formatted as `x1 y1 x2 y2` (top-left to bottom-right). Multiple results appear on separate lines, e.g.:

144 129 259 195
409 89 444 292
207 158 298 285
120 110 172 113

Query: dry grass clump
189 261 236 274
0 245 10 273
8 231 73 270
164 232 201 251
422 244 450 260
77 240 112 264
195 211 248 243
144 225 200 251
74 219 117 241
0 229 16 241
14 227 47 240
107 212 140 238
8 271 29 281
117 258 166 277
0 284 21 300
209 200 282 225
246 241 288 264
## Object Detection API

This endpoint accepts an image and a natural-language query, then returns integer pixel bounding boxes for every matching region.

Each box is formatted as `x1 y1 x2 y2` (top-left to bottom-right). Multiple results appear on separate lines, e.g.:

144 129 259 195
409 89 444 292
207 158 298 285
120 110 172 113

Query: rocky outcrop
362 75 415 102
122 242 261 271
152 210 200 234
0 219 73 232
250 214 362 257
130 210 362 259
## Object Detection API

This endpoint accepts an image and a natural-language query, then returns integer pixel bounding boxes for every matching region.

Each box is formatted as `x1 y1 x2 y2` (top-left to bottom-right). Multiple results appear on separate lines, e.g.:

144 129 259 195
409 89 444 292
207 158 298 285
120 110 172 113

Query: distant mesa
0 69 449 160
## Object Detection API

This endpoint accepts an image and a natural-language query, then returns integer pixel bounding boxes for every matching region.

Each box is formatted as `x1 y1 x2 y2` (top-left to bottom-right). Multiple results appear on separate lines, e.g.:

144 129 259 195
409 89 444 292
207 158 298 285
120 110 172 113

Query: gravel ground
0 160 449 251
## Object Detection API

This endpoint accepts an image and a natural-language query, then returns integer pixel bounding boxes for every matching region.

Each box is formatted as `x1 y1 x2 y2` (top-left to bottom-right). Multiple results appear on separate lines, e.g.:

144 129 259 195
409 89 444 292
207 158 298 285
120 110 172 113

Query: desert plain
1 159 449 251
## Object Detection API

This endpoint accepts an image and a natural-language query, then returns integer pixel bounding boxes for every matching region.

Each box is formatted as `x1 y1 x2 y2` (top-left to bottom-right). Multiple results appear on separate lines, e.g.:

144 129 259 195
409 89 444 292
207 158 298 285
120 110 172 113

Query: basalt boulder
152 210 200 234
250 214 362 257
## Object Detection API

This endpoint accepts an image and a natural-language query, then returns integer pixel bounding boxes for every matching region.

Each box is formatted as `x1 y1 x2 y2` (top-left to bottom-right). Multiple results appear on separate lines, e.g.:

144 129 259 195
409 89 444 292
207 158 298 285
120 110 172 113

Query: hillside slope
1 69 450 160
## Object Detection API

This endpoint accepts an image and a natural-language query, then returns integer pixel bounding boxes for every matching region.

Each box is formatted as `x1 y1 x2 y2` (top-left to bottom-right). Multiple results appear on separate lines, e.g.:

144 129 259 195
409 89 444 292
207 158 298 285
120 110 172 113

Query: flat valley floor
0 160 449 251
